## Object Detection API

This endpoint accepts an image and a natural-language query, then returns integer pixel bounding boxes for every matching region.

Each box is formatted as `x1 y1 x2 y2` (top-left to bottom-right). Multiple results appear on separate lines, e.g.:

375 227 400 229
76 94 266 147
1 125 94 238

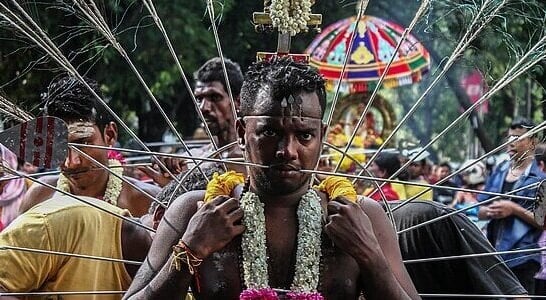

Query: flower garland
239 189 323 300
270 0 312 36
57 159 123 206
204 173 358 299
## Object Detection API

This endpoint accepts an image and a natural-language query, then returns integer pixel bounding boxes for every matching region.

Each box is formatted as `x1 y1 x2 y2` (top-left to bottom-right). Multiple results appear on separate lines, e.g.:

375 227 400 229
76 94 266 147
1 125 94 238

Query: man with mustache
478 117 546 294
18 76 160 217
124 58 419 299
142 57 245 186
0 163 222 299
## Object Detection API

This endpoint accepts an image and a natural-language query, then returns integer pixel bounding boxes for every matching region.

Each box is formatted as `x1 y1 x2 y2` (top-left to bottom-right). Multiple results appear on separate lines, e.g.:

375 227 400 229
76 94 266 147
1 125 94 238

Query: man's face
436 166 450 180
194 81 235 137
408 161 423 179
239 89 325 195
506 127 535 161
62 121 115 190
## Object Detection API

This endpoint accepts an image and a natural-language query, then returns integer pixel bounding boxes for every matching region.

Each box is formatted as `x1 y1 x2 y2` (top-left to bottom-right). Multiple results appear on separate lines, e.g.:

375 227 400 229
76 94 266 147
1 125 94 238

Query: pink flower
240 288 279 300
287 292 324 300
107 150 126 164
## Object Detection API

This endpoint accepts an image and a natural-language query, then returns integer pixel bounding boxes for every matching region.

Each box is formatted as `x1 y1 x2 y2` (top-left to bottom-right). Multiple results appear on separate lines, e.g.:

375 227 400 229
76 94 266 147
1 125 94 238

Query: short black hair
510 117 535 130
438 162 451 172
193 57 244 97
374 152 401 178
42 75 113 132
239 57 326 117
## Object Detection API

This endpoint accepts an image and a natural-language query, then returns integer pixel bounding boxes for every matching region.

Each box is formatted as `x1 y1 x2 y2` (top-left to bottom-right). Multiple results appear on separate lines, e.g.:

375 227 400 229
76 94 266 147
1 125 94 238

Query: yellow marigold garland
204 171 245 203
315 176 357 202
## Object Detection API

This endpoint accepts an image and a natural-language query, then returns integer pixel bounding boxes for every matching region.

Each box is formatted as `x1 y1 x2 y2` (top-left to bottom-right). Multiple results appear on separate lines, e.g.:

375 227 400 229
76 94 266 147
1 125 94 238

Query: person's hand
325 197 382 264
138 157 188 187
181 196 245 259
488 200 516 219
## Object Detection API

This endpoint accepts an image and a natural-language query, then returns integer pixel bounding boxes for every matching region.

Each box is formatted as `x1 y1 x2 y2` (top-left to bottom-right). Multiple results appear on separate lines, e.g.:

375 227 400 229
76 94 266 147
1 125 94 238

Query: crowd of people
0 56 544 299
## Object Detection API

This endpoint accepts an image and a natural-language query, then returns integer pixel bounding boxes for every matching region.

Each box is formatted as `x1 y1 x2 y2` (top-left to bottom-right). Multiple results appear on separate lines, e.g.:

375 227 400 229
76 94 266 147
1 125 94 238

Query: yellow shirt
0 195 132 299
392 181 433 201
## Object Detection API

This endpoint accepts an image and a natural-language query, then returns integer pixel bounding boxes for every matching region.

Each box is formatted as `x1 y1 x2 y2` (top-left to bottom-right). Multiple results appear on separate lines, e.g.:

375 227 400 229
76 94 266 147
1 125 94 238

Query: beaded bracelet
170 240 203 275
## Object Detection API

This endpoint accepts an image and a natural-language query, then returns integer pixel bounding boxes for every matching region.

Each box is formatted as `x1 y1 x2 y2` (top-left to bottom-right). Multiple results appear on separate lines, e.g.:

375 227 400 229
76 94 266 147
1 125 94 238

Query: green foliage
0 0 544 161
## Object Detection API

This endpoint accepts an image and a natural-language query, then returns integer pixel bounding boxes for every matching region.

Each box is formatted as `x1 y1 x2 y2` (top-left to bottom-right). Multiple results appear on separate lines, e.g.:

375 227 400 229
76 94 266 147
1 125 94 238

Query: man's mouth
270 164 301 177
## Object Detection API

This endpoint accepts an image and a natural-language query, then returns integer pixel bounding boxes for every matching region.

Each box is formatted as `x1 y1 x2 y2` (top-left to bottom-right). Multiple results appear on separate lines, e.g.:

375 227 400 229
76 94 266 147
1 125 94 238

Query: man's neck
249 183 310 209
512 155 534 171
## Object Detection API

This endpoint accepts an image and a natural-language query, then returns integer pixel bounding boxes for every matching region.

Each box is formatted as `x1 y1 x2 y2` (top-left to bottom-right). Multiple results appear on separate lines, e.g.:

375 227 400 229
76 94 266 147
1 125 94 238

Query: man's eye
299 133 313 141
263 130 277 137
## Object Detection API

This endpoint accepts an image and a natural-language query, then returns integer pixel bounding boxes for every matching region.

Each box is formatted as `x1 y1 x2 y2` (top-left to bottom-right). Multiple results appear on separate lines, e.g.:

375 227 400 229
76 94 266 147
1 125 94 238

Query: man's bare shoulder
124 176 161 196
166 190 206 219
19 175 59 214
358 196 385 214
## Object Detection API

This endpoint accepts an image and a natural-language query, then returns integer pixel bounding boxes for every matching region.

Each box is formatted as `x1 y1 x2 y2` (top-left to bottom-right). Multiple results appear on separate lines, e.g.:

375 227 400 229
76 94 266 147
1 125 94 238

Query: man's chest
195 242 362 300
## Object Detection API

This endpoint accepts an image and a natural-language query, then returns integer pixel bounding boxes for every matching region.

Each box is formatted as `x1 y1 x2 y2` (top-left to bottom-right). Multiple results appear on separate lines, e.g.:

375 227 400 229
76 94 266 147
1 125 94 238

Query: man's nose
276 136 298 161
199 99 212 113
64 148 82 168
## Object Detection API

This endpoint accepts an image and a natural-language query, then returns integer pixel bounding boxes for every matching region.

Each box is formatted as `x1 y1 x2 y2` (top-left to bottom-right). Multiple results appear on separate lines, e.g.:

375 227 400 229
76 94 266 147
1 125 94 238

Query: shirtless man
142 57 245 186
124 58 419 299
19 76 160 217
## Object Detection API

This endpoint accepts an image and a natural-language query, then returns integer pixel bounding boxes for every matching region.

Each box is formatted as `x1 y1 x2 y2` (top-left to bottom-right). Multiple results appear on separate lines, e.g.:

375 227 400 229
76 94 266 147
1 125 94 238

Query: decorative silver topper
0 116 68 169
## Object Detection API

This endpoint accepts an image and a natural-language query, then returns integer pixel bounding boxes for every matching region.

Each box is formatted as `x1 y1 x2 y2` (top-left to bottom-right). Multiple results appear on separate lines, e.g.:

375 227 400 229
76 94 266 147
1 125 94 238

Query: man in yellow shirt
0 163 220 300
0 195 152 300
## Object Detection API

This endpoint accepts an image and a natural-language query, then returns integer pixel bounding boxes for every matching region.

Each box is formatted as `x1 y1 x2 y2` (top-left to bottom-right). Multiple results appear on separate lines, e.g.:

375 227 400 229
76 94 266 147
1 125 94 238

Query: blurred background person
364 152 400 201
392 147 433 200
433 161 460 204
0 144 27 231
478 117 545 293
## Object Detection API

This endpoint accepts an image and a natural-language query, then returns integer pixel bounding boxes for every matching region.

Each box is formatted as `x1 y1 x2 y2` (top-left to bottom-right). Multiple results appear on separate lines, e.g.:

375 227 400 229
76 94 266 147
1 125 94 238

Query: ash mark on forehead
68 121 95 140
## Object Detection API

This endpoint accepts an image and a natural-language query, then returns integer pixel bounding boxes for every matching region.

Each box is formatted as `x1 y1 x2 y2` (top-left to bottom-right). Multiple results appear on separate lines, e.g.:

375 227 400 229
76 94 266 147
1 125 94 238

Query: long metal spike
69 0 209 181
333 0 429 173
1 165 155 233
0 245 142 266
140 0 219 152
68 145 166 208
0 1 182 186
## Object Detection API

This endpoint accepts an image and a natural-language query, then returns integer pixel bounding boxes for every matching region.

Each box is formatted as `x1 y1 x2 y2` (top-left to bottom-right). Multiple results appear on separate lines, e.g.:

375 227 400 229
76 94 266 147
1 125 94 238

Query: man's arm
325 197 420 300
123 191 244 299
123 192 199 299
0 212 58 295
18 176 57 214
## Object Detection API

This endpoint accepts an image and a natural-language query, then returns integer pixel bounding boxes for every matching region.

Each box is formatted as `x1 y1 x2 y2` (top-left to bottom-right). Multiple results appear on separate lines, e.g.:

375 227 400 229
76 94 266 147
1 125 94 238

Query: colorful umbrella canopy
305 15 430 93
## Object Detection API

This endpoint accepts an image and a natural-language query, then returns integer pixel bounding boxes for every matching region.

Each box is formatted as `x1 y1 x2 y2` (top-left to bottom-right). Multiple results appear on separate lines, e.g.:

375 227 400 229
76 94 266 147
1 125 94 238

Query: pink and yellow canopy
305 15 430 93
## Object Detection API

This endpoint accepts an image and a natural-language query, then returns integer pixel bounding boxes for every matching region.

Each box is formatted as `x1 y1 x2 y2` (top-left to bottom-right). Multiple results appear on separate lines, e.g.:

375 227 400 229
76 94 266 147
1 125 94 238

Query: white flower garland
57 159 123 207
270 0 312 36
240 189 323 292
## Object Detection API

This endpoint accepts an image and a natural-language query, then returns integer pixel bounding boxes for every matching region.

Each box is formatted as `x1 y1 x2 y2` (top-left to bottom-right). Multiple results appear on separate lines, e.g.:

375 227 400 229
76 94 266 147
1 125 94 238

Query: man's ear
103 122 118 147
321 122 328 139
236 118 246 149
